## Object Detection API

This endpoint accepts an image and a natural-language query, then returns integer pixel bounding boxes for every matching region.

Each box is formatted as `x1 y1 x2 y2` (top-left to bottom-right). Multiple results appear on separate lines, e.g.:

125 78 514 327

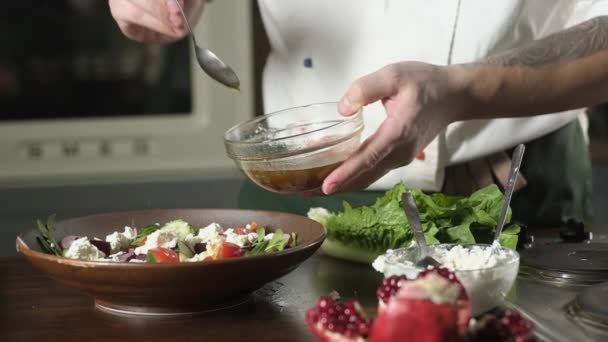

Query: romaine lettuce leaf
309 182 520 264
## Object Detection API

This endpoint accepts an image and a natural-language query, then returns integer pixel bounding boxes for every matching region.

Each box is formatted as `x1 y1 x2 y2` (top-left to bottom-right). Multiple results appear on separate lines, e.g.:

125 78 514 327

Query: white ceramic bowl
374 243 520 316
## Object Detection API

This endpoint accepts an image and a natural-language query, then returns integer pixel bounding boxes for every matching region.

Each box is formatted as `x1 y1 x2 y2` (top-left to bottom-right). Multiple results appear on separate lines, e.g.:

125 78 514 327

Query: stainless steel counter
506 225 608 342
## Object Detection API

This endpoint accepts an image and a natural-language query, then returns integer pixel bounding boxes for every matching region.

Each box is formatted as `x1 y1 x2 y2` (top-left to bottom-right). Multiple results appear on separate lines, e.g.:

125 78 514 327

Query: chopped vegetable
131 223 160 246
146 247 179 263
214 242 244 259
177 240 194 258
265 229 289 253
90 239 111 256
35 215 63 256
36 218 297 263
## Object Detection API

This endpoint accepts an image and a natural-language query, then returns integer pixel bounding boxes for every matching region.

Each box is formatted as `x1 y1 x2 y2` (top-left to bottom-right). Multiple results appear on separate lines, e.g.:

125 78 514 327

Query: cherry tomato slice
234 227 248 235
214 242 244 260
249 222 259 232
146 247 179 263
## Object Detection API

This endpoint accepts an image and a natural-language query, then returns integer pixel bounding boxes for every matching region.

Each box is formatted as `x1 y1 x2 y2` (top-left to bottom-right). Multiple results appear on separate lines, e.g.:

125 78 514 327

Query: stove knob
515 222 535 250
559 219 589 242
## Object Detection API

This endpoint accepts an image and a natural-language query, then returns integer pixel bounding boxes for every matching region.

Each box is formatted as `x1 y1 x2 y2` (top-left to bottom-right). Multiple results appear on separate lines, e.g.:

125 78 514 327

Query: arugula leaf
256 226 266 243
246 227 294 256
249 241 269 255
36 215 63 256
265 229 289 253
246 227 269 256
289 232 298 248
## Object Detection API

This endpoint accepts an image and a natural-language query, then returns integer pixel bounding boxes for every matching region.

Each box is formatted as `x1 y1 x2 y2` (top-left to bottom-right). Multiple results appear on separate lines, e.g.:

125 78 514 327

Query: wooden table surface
0 254 383 342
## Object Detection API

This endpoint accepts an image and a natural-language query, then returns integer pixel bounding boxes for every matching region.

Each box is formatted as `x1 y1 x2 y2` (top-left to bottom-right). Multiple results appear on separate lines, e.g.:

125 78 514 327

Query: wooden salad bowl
16 209 326 316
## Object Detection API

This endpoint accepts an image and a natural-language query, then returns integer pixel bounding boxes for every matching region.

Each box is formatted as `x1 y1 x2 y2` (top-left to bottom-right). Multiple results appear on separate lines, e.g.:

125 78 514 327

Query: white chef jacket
257 0 608 191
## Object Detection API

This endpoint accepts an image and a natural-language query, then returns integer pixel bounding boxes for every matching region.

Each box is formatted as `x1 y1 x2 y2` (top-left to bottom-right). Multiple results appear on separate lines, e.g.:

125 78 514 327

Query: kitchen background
1 1 607 257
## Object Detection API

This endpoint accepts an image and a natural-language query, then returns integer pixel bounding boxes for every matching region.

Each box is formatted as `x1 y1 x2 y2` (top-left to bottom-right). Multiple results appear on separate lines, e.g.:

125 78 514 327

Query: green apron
510 119 592 226
238 119 592 227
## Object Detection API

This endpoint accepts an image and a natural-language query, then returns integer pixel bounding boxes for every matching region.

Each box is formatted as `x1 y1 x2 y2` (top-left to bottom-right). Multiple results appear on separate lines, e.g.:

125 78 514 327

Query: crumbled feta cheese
196 223 223 243
187 251 210 262
184 233 203 250
224 229 256 248
134 228 178 255
205 240 222 257
64 237 106 260
105 226 137 254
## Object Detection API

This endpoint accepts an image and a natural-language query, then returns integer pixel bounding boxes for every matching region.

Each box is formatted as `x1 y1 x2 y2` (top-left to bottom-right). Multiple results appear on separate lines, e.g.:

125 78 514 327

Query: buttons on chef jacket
303 57 313 68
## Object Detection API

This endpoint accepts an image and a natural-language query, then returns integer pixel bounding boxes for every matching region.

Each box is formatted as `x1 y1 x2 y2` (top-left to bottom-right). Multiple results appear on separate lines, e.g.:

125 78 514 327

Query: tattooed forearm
482 16 608 67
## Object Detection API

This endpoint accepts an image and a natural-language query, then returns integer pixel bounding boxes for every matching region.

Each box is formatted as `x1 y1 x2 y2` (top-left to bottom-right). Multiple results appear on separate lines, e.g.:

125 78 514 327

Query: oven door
0 0 253 184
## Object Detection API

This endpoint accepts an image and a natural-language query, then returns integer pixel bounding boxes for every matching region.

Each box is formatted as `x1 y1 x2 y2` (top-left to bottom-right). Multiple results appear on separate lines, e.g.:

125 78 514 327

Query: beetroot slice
90 239 112 256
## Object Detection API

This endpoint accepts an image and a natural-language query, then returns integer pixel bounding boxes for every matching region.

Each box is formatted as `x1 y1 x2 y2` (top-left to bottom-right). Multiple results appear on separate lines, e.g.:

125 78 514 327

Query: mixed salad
36 217 298 263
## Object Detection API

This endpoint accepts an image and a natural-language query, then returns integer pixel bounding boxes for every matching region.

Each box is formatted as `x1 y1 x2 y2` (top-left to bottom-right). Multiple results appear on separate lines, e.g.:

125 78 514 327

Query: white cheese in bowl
373 244 520 316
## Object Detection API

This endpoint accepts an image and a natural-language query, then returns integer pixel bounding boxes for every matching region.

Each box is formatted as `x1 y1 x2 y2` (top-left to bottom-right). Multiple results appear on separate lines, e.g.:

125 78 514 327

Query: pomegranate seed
470 309 534 342
377 275 408 303
306 297 370 341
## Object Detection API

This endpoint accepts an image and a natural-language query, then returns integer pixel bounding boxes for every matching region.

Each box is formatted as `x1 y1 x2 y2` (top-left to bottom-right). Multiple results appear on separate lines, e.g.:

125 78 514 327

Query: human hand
109 0 205 43
321 62 471 195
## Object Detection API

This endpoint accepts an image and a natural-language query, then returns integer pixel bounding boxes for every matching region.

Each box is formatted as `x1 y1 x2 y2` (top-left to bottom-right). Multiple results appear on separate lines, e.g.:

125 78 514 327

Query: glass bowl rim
223 101 363 147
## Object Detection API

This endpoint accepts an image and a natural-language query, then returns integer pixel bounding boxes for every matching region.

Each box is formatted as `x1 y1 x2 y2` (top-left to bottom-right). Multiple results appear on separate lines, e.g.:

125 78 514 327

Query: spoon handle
402 193 429 257
493 144 525 242
173 0 197 45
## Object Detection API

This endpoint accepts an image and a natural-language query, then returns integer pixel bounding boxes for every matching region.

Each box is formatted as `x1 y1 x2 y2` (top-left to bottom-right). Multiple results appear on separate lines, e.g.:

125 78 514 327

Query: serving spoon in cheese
402 192 441 269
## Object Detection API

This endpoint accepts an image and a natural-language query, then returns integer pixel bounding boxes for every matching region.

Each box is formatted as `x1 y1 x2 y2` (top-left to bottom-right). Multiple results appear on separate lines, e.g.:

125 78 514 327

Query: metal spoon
173 0 240 90
402 192 441 269
489 144 526 254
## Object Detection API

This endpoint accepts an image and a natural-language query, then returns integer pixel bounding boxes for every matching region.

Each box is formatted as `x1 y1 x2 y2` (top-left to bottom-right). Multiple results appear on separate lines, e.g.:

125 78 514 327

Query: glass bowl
373 243 520 316
224 102 364 193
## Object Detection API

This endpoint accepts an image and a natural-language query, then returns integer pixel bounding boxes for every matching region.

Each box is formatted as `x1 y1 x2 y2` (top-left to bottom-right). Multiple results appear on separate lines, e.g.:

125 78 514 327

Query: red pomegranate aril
377 275 408 304
419 266 460 283
470 309 534 342
421 267 471 325
306 296 370 342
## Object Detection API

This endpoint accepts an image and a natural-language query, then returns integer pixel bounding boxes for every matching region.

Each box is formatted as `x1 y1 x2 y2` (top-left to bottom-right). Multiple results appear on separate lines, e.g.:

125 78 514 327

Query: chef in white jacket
110 0 608 227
